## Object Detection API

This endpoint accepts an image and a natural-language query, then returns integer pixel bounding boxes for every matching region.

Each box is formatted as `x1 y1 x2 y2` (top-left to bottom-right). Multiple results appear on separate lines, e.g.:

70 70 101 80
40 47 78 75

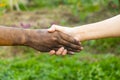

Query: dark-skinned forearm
0 26 28 46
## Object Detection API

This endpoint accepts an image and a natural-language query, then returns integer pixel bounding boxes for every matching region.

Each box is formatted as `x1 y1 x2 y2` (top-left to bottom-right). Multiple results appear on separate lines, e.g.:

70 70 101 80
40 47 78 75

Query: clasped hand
25 29 83 55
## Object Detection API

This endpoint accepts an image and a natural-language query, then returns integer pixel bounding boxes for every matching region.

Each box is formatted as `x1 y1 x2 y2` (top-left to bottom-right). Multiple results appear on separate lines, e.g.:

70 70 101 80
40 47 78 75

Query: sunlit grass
0 51 119 80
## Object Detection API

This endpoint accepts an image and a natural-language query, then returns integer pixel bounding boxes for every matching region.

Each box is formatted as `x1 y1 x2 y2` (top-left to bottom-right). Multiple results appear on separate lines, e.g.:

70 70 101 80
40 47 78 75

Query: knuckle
52 37 57 41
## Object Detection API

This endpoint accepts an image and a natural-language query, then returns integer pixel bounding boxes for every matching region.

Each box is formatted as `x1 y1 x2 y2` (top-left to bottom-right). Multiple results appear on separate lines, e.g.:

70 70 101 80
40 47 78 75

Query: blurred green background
0 0 120 80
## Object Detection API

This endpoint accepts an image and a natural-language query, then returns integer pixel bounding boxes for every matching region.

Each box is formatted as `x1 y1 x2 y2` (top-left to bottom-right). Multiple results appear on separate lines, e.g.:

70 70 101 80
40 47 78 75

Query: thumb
48 25 66 33
48 25 56 32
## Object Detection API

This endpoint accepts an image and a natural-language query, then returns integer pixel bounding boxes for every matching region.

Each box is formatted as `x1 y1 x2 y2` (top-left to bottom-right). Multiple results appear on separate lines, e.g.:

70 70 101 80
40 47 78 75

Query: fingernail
68 51 75 55
61 47 64 49
74 37 79 41
49 50 55 55
81 47 84 50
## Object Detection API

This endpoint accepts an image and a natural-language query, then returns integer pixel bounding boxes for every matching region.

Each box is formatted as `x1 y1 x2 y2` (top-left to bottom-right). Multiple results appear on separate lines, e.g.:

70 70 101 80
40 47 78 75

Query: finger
58 32 80 45
54 45 81 52
49 50 56 55
50 48 77 55
48 44 82 53
62 49 67 56
30 44 51 52
81 47 84 50
56 47 64 55
48 25 66 33
67 51 75 55
64 47 82 52
52 25 66 31
48 25 56 32
58 38 82 51
52 47 81 54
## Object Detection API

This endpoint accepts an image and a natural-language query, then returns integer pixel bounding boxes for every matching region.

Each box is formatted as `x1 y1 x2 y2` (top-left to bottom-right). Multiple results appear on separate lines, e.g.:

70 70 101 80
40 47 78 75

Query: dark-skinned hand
25 29 82 54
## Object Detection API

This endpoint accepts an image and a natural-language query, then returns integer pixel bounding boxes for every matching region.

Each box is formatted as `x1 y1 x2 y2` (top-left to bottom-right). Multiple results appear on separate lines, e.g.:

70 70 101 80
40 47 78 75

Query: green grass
0 51 120 80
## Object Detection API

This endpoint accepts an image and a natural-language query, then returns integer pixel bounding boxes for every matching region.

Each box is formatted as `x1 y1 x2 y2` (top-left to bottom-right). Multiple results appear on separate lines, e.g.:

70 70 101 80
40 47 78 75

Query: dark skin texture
25 29 82 52
0 26 82 53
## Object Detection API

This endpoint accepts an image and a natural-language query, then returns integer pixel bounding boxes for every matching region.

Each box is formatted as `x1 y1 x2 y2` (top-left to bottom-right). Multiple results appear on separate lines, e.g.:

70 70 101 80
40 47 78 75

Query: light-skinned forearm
71 15 120 41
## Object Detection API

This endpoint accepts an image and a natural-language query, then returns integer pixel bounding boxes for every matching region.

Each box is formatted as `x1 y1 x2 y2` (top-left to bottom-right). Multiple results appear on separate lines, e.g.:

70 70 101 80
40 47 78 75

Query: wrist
21 29 33 46
62 27 81 41
10 28 29 46
69 28 80 41
21 29 35 46
24 29 45 46
72 26 89 41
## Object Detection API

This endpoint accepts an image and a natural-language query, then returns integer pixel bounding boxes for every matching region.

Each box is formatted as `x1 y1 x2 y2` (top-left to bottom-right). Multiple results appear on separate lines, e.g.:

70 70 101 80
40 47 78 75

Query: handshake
25 14 120 55
1 15 119 55
25 25 83 55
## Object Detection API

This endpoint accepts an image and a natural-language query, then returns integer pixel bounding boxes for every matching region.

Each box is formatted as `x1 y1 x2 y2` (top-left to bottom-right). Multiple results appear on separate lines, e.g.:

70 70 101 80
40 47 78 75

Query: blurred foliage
0 0 119 17
1 0 120 16
83 38 120 54
0 0 28 11
28 0 120 20
0 53 120 80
